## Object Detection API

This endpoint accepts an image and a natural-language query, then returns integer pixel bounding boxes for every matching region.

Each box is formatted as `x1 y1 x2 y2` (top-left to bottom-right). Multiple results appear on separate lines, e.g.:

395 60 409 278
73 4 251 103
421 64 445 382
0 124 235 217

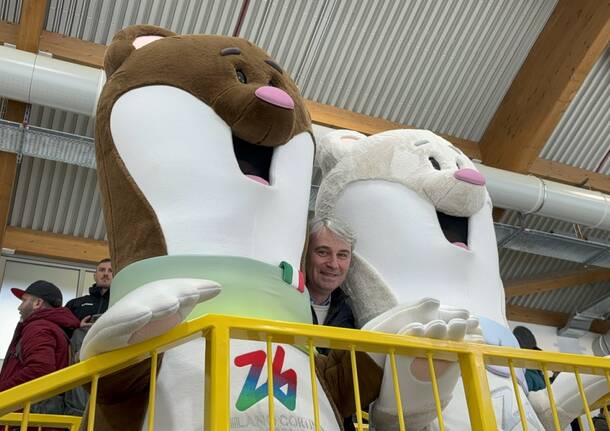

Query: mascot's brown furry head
96 25 312 272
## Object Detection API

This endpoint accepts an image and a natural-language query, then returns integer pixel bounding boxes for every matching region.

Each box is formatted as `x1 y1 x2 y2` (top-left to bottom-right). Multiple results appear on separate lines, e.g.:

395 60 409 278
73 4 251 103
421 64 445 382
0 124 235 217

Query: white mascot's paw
80 279 221 359
363 298 483 430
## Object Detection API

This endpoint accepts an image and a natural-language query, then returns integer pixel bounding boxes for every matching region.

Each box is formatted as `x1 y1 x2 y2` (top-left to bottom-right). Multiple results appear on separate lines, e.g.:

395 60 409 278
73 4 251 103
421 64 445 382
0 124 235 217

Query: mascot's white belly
109 85 337 431
150 340 339 431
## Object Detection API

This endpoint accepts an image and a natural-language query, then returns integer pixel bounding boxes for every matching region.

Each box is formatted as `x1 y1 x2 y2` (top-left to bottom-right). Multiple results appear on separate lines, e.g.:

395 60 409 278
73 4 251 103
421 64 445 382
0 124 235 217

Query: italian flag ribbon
279 261 305 293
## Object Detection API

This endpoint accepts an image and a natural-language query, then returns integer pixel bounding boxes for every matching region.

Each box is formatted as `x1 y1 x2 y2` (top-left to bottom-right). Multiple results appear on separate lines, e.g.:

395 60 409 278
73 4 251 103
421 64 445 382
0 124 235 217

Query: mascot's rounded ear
104 24 177 78
316 129 367 176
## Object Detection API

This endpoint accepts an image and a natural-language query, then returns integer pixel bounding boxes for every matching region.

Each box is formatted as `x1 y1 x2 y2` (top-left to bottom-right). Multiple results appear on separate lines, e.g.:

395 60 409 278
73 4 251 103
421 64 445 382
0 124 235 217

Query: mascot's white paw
363 298 483 430
80 279 221 359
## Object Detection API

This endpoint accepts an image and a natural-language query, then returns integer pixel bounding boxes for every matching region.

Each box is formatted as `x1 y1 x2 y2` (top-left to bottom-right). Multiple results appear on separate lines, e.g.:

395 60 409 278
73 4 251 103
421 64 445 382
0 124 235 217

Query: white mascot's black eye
236 69 247 84
429 157 441 170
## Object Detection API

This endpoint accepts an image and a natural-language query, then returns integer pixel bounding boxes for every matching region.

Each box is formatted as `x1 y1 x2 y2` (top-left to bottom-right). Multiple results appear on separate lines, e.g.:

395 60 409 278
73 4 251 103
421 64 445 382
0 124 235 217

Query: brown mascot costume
79 25 381 430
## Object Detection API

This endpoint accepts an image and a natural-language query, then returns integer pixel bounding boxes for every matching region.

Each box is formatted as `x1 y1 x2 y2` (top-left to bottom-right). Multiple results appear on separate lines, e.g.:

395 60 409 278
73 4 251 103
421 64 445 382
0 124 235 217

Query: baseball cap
11 280 63 308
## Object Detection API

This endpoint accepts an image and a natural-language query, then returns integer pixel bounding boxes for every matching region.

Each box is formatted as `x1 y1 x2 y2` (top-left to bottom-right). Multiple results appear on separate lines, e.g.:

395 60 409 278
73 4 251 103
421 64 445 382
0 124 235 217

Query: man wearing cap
0 281 80 393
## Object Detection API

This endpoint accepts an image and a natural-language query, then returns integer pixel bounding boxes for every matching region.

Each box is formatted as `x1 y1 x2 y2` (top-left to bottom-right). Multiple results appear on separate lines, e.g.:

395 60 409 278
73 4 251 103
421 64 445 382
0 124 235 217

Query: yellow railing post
541 363 561 430
388 350 406 431
204 323 231 431
147 351 159 431
87 375 99 431
425 352 445 431
349 347 364 431
19 401 31 431
307 339 321 431
266 337 275 431
458 352 497 431
508 360 527 430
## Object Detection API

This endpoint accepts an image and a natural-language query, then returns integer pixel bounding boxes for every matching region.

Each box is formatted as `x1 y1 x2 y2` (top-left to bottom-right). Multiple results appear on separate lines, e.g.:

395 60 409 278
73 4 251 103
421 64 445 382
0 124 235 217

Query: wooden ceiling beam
305 101 481 159
529 159 610 195
505 268 610 299
0 153 17 248
0 20 18 44
3 227 109 264
507 304 610 335
479 0 610 173
38 30 106 68
16 0 47 52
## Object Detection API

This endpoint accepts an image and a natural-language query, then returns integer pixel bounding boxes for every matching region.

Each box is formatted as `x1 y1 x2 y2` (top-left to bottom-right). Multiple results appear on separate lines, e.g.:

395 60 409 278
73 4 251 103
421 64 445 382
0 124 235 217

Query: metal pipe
475 163 610 230
0 46 609 231
0 45 105 117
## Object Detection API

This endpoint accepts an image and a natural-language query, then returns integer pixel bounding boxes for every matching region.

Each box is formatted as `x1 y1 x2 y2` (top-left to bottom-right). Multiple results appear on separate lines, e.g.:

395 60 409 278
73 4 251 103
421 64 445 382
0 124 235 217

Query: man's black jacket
65 284 109 321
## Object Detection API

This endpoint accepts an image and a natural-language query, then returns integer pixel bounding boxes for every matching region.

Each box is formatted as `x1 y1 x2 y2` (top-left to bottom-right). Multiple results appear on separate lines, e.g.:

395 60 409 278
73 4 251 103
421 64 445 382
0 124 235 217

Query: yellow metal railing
0 412 81 430
1 314 610 430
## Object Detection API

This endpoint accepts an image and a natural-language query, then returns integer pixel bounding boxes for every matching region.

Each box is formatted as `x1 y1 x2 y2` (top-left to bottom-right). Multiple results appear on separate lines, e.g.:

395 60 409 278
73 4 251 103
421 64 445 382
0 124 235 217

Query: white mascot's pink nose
255 86 294 110
454 168 486 186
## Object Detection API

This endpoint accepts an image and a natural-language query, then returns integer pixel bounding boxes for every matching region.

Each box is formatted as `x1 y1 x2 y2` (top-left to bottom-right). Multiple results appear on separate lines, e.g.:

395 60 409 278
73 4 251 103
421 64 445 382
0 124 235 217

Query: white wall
508 320 599 355
508 320 604 431
0 255 95 361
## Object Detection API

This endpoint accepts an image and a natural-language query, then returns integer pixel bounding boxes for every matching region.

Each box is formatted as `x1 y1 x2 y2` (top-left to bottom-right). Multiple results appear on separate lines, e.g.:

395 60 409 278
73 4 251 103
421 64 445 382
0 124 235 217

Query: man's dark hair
97 258 111 267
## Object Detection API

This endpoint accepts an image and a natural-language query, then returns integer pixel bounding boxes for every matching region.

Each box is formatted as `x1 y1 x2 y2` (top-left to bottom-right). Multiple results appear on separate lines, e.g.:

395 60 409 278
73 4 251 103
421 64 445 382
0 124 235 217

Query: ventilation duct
559 293 610 338
0 45 105 117
0 46 609 231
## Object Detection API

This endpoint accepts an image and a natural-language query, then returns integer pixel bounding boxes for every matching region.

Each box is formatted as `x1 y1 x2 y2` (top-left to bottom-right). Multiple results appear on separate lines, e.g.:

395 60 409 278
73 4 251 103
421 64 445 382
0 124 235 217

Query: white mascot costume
315 128 610 430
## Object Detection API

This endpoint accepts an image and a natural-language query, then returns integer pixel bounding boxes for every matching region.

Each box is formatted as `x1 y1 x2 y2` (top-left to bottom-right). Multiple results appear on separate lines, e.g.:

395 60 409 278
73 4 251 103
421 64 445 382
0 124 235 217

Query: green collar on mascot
110 255 312 324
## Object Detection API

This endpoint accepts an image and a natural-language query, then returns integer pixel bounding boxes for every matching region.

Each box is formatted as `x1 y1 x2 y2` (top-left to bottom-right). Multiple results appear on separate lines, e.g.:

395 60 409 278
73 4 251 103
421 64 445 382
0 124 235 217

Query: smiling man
306 217 356 329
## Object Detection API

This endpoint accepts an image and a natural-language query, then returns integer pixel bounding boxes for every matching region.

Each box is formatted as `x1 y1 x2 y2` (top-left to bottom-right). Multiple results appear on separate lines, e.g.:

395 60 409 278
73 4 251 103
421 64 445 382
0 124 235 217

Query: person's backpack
28 327 89 417
62 327 89 416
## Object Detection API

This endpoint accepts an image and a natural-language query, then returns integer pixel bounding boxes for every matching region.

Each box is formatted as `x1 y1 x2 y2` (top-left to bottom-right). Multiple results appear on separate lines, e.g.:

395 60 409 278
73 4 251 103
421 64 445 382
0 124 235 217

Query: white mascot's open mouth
436 211 470 250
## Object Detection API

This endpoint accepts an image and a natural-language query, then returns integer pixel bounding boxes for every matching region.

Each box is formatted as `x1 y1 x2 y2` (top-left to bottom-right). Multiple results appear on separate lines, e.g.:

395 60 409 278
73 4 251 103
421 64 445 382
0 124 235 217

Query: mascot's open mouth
233 135 273 186
436 211 469 250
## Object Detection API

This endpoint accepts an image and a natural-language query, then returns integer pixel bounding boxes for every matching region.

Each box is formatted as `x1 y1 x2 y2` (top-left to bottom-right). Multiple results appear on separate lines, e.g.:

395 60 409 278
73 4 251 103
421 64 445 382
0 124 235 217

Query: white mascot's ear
316 129 368 177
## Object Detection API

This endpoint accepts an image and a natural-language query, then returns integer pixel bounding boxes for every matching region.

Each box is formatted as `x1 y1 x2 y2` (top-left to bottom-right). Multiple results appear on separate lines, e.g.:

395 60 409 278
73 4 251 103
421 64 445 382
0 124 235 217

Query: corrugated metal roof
540 45 610 175
45 0 242 43
295 0 558 141
9 156 105 240
0 0 21 22
499 248 582 281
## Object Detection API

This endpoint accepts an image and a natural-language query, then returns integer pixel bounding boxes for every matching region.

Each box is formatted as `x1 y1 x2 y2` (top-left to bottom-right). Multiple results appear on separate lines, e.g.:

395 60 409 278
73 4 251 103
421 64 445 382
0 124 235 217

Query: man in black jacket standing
62 258 112 415
66 258 113 327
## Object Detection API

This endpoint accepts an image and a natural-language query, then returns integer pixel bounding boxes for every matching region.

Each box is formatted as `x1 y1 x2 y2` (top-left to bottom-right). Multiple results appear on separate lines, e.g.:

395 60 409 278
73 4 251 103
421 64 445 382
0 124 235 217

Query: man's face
94 261 113 289
18 293 43 322
306 227 352 297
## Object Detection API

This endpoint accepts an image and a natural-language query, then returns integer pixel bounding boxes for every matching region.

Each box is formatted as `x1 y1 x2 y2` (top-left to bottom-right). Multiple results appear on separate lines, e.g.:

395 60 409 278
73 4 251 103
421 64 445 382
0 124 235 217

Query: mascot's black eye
236 69 247 84
429 157 441 170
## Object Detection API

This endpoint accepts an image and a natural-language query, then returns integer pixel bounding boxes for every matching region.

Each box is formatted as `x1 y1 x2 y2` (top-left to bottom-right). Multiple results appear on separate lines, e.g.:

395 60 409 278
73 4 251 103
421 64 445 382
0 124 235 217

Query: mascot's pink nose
454 168 486 186
255 86 294 110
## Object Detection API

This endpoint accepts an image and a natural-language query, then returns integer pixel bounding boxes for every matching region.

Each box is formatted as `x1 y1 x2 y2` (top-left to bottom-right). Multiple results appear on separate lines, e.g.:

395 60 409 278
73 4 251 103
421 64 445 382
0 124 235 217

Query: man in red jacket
0 280 80 393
